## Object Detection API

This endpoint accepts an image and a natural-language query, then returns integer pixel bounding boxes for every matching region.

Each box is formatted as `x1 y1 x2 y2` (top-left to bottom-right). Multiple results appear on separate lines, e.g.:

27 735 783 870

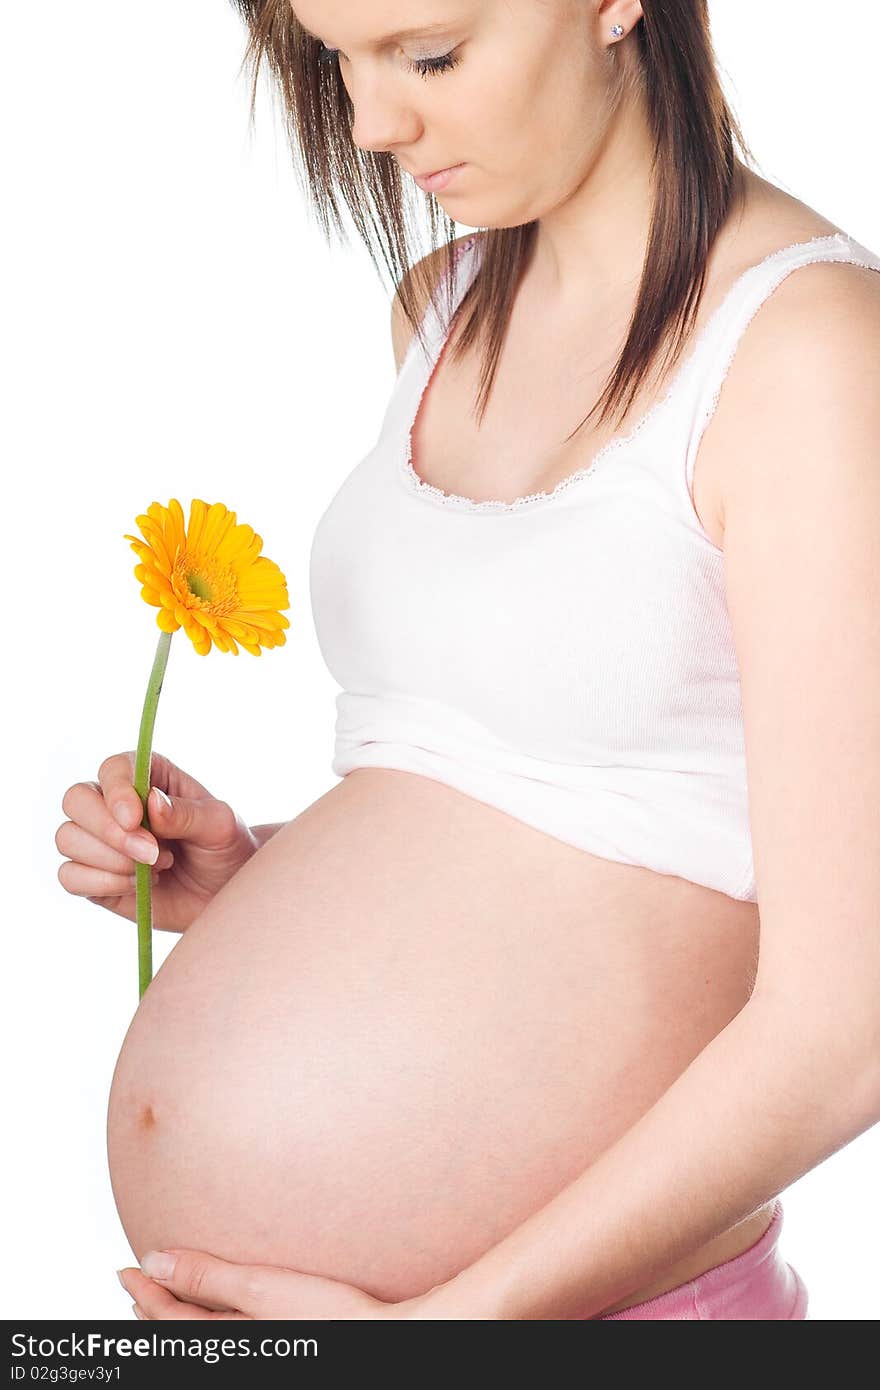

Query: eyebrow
297 19 458 48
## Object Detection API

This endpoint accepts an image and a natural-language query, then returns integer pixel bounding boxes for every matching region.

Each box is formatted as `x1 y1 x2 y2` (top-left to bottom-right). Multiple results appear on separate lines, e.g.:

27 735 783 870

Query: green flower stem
133 629 174 1000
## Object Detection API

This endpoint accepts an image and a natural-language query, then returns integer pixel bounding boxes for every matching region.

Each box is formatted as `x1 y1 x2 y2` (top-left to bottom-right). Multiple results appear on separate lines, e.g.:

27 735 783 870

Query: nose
346 70 421 155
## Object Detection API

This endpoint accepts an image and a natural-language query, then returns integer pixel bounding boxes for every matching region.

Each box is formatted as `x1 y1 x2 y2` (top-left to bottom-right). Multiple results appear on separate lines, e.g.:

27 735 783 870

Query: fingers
144 786 238 851
97 749 219 814
117 1266 234 1321
56 818 173 874
96 752 149 832
60 777 163 868
56 785 175 899
60 858 164 897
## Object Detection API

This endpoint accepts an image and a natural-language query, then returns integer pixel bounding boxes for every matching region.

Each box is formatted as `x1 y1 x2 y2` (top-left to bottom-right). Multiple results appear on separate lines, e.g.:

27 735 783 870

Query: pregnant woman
58 2 880 1320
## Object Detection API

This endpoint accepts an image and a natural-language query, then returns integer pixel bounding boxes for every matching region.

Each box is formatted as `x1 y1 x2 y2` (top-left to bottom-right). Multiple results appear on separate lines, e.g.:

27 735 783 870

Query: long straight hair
229 1 758 438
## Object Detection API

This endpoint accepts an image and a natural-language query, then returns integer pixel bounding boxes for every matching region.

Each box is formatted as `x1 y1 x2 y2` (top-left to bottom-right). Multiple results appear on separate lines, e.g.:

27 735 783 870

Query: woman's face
290 0 643 229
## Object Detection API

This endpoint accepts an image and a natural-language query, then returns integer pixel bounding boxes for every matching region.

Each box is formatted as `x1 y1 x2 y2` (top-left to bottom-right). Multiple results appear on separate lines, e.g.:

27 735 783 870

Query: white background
3 1 878 1321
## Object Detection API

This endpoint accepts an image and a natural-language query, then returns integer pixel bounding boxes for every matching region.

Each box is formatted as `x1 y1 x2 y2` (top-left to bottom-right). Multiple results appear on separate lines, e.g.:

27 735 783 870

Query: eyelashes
406 50 461 78
316 42 462 79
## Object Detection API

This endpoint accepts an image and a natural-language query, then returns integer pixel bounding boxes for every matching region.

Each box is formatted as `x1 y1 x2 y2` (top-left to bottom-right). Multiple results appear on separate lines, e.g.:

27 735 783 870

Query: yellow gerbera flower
124 498 290 656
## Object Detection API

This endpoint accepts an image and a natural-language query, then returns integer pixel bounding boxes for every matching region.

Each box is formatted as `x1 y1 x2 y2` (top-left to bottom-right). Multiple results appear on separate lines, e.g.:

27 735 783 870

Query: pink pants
599 1199 809 1319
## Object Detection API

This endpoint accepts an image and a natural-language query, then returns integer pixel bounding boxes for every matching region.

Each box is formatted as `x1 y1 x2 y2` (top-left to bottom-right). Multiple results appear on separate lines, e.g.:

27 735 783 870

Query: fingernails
133 1303 144 1319
117 1270 129 1292
151 788 172 813
141 1250 176 1279
113 802 136 829
126 835 159 865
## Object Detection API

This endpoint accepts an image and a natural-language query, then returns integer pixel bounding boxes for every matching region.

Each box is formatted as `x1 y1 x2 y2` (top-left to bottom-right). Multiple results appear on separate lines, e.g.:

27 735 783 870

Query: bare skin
108 763 770 1311
101 1 863 1316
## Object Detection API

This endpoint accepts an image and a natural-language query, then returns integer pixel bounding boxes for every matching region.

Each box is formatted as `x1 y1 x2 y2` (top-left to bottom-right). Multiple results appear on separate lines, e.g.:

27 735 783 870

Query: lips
407 164 455 179
410 164 465 192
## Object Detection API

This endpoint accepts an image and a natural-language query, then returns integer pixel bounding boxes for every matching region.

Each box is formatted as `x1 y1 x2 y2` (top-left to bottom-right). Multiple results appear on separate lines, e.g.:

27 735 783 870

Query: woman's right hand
56 750 261 933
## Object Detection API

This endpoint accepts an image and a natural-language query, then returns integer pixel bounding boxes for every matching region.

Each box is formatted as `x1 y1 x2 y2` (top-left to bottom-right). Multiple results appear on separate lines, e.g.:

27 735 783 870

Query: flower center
186 570 212 602
173 549 240 614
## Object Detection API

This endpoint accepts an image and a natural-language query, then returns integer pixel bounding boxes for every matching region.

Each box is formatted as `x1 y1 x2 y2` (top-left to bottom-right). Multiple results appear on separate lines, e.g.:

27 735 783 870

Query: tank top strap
378 234 482 444
679 231 880 492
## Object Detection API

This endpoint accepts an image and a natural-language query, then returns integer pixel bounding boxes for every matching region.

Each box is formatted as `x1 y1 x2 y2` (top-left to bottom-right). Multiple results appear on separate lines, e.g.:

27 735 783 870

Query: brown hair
229 1 758 438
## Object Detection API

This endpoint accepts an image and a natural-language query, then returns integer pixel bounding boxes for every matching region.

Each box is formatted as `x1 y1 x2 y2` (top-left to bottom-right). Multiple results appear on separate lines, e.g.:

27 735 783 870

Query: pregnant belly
107 768 760 1308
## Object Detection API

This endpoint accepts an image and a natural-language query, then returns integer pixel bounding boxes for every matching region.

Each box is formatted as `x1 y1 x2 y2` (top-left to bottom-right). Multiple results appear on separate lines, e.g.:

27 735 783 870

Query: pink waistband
599 1199 808 1319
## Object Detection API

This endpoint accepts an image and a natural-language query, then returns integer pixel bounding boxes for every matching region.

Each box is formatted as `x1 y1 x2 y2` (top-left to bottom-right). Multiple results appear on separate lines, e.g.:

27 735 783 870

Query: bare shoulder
390 233 483 372
760 250 880 318
727 250 880 389
699 239 880 541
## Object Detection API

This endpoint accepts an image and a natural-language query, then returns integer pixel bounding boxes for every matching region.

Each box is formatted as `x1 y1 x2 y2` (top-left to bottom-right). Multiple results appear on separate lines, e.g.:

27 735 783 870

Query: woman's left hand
116 1249 458 1321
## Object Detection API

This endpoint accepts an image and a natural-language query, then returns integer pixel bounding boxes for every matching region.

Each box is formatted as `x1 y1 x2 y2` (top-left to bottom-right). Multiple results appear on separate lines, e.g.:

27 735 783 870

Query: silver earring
610 24 625 38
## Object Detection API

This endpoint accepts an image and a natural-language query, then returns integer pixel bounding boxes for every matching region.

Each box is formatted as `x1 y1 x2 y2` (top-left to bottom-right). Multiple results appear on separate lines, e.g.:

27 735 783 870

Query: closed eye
317 42 462 79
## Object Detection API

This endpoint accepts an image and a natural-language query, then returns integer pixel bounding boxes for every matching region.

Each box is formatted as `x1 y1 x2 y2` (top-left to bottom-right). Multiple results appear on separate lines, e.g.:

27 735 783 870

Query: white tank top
309 229 880 902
